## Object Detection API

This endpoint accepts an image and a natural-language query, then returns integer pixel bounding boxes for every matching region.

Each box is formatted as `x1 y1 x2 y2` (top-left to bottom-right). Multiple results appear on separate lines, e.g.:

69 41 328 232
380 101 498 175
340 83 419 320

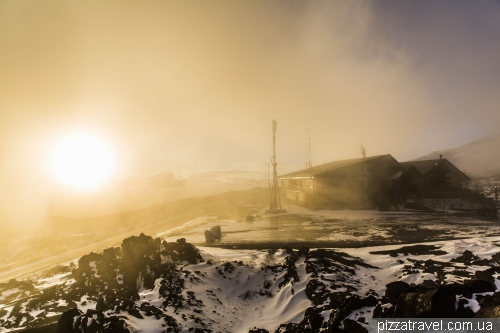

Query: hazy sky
1 0 499 219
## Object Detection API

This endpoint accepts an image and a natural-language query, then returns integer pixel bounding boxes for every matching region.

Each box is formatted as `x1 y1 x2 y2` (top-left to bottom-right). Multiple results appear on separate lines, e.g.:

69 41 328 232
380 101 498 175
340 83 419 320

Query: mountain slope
413 132 500 177
4 234 500 332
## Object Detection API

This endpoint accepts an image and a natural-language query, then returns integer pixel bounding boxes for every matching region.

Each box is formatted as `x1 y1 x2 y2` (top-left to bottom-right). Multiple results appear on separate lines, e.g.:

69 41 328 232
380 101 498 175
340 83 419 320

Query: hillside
413 132 500 177
3 234 500 332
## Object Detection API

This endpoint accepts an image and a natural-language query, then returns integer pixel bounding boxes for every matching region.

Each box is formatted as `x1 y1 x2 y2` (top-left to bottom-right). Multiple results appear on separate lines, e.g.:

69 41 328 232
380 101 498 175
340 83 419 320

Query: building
280 155 400 208
280 154 469 209
400 155 470 198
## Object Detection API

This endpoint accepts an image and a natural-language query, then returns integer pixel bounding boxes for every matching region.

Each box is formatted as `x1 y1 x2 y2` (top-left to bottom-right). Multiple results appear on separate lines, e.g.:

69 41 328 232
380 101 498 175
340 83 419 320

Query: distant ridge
413 132 500 177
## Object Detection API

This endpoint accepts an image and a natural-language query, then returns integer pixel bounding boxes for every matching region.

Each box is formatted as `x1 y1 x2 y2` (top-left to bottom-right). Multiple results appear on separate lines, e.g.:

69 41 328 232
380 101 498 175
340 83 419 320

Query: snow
156 216 218 238
6 211 500 332
28 309 45 318
463 292 494 313
75 295 96 312
35 272 73 289
0 288 20 302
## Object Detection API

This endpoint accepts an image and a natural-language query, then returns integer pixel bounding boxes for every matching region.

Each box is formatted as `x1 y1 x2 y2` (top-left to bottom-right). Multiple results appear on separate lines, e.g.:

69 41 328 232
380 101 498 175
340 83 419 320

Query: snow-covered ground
2 234 500 332
159 205 500 247
2 208 500 332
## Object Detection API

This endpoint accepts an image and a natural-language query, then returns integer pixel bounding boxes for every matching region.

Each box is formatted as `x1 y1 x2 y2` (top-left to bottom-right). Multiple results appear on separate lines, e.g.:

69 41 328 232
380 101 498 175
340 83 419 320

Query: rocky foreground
2 235 500 332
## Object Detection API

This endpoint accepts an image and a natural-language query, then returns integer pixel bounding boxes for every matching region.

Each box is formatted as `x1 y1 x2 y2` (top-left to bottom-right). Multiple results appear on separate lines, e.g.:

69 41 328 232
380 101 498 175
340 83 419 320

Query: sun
48 132 115 190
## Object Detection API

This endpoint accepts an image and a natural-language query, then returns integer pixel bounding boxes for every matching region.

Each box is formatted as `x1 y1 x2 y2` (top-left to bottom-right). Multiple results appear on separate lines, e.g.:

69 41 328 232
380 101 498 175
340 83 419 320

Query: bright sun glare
49 132 115 190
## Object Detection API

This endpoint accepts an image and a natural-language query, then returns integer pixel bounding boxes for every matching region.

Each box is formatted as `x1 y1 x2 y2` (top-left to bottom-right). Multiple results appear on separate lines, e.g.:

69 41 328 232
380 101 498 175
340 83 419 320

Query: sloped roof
400 159 470 180
279 155 393 179
400 159 442 175
401 164 420 174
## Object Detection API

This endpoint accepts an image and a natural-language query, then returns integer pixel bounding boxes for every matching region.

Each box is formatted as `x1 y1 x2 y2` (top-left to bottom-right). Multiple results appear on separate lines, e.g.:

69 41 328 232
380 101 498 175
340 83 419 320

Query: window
281 180 289 187
302 179 313 189
379 166 387 173
367 165 374 172
358 165 365 172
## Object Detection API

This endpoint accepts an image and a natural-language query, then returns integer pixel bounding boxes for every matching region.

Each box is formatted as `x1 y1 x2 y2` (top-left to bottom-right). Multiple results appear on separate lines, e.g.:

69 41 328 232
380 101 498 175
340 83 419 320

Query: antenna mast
306 129 312 168
360 144 366 158
269 119 283 212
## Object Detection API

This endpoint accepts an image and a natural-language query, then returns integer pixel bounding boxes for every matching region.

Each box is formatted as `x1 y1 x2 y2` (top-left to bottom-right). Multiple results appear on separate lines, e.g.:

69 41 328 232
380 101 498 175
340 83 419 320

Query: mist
1 0 499 223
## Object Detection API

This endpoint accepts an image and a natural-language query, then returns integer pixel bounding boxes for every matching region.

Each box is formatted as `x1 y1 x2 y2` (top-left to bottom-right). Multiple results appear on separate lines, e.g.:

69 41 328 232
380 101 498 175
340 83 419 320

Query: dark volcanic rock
306 279 328 305
273 322 301 332
121 233 158 290
392 286 456 318
474 293 500 318
327 295 377 332
456 298 475 318
57 308 132 333
463 279 495 296
127 308 143 319
303 307 325 332
164 315 181 332
342 318 368 333
55 308 82 333
209 225 221 239
278 253 300 289
249 329 269 333
204 230 215 242
0 279 36 292
491 252 500 264
298 246 310 257
370 245 447 257
473 267 500 288
306 249 377 277
139 302 163 317
451 250 479 264
385 281 412 305
302 249 376 310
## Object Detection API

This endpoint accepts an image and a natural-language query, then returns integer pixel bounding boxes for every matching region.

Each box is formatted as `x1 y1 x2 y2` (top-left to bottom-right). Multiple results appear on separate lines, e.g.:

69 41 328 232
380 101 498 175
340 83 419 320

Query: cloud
187 170 265 186
116 171 187 188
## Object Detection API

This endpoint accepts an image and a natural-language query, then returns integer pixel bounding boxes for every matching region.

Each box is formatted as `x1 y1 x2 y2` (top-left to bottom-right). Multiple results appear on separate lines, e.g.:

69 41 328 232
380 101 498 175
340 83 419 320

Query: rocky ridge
2 237 500 332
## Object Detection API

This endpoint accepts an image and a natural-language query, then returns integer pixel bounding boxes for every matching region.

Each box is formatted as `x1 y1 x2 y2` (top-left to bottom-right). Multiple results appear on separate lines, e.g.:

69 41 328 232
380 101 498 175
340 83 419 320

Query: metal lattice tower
270 119 282 212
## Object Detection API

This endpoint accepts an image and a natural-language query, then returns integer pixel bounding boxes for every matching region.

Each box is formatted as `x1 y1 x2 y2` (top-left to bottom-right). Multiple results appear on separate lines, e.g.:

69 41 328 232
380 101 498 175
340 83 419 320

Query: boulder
342 318 368 333
473 267 500 289
204 230 215 243
474 293 500 318
249 329 269 333
55 308 83 333
327 295 377 332
385 281 412 305
451 250 478 264
392 287 456 318
209 225 222 239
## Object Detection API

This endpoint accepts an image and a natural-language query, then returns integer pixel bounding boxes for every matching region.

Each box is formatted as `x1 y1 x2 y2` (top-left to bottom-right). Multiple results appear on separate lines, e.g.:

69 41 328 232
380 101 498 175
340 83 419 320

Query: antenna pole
270 120 282 212
307 129 312 168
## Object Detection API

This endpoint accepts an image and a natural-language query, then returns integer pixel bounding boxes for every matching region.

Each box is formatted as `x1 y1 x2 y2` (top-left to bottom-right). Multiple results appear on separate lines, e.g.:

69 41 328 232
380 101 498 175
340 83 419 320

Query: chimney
440 154 442 160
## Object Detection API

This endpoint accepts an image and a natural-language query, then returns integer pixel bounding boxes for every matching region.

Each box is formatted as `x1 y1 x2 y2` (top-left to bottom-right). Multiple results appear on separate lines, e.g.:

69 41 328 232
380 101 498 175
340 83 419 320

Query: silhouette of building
280 154 470 209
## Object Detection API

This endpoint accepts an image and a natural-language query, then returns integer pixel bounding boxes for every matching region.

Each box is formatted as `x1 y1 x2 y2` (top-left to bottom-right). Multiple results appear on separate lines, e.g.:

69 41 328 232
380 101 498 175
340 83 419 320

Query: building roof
400 159 442 175
401 159 471 180
279 154 393 179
